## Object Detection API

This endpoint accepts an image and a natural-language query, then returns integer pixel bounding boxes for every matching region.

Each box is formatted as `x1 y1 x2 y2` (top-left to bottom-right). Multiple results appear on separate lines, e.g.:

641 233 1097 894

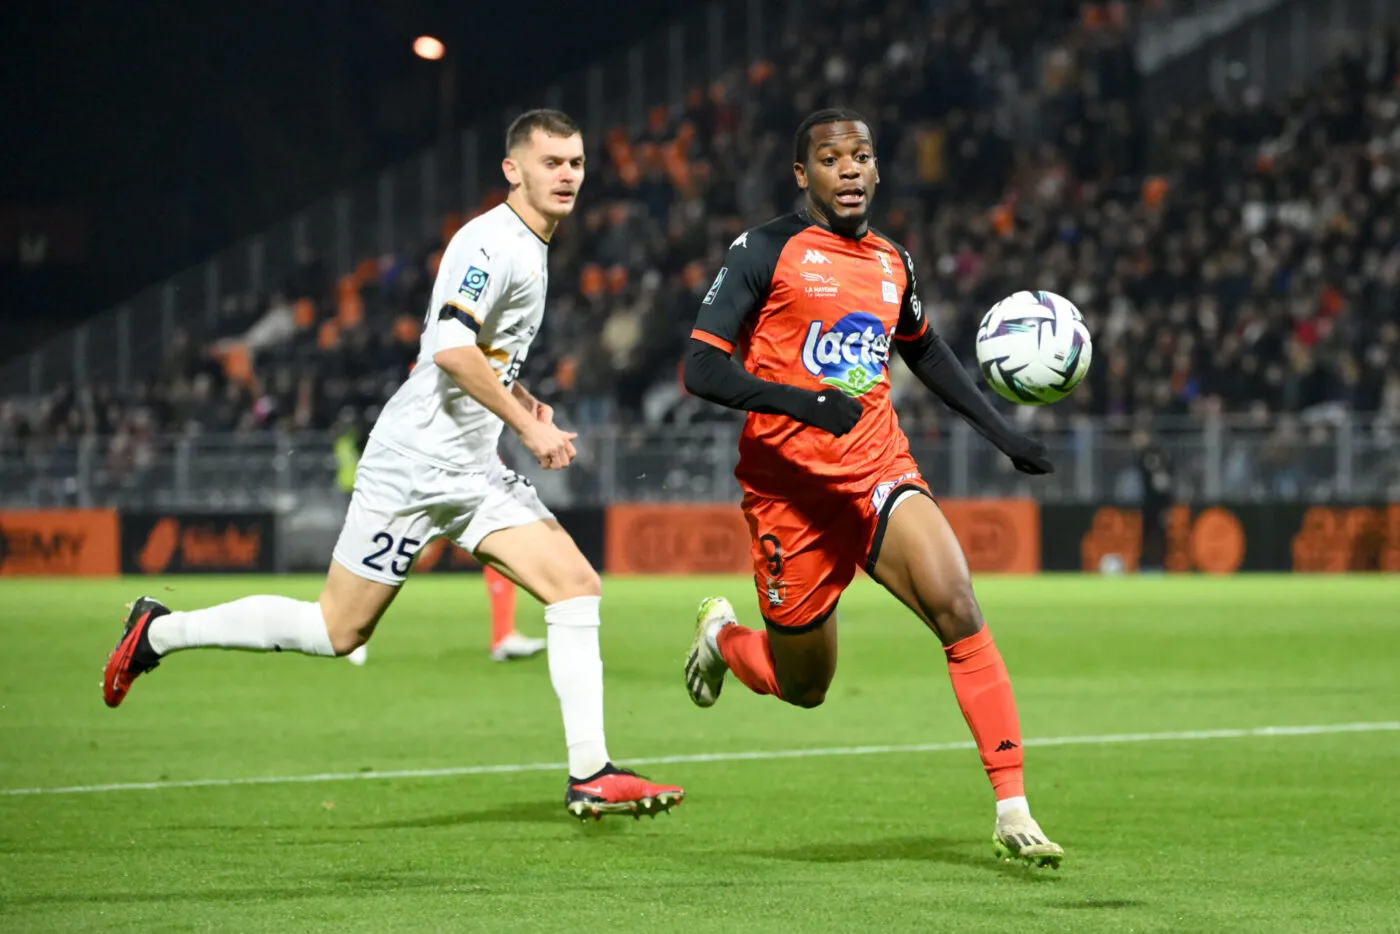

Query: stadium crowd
3 0 1399 465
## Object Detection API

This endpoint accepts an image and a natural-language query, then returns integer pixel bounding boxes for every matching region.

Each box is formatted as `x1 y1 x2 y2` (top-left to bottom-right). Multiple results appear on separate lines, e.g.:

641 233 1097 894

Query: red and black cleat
103 597 169 708
564 764 685 821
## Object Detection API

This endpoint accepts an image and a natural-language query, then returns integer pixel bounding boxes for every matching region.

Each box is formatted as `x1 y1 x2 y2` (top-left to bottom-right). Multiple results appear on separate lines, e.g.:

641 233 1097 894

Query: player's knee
927 583 984 643
559 564 602 600
785 685 829 709
778 671 832 708
318 598 371 656
328 628 368 657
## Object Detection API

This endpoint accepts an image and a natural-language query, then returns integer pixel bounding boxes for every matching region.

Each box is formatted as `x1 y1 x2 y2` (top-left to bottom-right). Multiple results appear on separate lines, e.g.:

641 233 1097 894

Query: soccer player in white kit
102 109 685 820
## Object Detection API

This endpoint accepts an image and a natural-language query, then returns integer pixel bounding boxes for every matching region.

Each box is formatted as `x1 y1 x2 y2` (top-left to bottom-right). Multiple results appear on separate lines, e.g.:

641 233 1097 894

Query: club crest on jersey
459 265 490 301
800 311 890 398
877 252 894 278
765 575 786 607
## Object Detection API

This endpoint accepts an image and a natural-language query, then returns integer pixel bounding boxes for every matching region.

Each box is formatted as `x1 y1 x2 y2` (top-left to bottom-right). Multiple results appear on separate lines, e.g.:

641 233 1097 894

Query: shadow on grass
360 800 606 829
1052 899 1145 910
0 871 481 908
753 835 1062 881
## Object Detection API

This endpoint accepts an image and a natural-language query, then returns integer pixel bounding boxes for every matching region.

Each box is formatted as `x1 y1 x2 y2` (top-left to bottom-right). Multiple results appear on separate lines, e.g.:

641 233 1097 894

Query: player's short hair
794 108 873 165
506 109 581 153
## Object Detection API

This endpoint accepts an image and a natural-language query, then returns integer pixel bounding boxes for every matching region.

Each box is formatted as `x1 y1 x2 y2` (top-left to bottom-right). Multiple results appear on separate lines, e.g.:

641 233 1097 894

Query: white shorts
332 439 554 586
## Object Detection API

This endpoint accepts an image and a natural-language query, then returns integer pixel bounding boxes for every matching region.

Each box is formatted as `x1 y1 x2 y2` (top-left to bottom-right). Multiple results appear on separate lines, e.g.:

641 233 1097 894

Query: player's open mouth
834 189 865 207
552 190 576 202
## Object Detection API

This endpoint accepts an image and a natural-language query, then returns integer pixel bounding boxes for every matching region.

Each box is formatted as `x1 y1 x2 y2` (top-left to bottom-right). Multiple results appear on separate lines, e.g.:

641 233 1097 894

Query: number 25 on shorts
363 532 421 577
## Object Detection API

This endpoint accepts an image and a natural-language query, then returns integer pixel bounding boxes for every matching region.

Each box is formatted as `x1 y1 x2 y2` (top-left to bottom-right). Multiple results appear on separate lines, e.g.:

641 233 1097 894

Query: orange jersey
691 213 929 496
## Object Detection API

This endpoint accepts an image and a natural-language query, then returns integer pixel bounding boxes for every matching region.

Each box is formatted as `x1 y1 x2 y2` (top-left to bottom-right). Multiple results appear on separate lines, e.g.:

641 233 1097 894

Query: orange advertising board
604 499 1040 575
936 499 1041 574
0 509 120 576
605 504 753 575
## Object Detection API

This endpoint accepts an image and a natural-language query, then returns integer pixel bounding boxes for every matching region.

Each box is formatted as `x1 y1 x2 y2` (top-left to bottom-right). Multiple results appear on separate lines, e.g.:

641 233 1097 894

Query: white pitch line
2 721 1395 798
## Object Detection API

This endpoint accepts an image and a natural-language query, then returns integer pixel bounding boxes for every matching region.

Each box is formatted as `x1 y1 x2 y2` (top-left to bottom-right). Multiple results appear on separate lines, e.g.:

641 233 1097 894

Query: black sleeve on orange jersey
684 340 817 417
889 244 1028 456
890 243 930 342
690 224 787 352
685 217 862 434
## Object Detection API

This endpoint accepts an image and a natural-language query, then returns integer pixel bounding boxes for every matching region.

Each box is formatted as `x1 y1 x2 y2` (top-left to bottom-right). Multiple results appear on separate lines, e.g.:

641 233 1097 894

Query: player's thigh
744 493 852 703
463 472 599 605
326 445 440 647
869 491 984 645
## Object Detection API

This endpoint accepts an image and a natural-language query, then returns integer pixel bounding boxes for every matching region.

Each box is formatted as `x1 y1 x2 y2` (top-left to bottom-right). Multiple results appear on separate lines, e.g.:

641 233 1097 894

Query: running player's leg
686 494 852 709
464 472 682 819
870 489 1062 867
103 444 429 707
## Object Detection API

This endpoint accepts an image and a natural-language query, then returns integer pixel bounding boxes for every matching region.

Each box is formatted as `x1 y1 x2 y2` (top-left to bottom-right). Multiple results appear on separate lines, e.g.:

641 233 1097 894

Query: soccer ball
975 290 1092 405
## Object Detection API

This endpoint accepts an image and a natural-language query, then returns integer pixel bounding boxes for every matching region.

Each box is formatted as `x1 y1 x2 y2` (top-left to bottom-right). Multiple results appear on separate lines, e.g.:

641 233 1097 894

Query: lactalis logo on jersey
800 271 839 299
800 311 890 397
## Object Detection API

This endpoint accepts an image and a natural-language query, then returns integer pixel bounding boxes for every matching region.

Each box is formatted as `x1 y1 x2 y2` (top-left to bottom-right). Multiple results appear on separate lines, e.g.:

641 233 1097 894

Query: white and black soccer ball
975 290 1093 405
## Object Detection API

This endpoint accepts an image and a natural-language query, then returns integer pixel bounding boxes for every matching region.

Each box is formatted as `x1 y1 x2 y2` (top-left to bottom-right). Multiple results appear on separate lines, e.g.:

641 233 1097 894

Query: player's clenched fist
793 389 863 437
520 421 578 469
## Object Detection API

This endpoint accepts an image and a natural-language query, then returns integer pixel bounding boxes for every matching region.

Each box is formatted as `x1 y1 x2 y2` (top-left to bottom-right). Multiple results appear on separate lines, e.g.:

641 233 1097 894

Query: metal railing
4 415 1397 511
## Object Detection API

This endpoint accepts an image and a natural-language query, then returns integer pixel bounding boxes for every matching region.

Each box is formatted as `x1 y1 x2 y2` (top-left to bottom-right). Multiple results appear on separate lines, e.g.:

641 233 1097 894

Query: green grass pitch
1 574 1397 932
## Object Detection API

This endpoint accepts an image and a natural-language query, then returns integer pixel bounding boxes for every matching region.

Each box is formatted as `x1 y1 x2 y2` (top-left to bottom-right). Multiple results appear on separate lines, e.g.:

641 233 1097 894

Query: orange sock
945 627 1025 800
484 566 517 647
715 624 783 699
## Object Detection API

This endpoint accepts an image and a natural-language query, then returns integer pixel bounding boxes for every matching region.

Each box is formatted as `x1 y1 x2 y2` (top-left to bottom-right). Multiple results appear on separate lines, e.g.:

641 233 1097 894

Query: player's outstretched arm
684 339 862 437
895 330 1052 475
434 345 577 468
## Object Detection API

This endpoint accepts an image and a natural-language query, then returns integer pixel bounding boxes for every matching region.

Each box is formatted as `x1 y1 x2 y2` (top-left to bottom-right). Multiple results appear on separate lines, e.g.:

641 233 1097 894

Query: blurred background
2 0 1398 572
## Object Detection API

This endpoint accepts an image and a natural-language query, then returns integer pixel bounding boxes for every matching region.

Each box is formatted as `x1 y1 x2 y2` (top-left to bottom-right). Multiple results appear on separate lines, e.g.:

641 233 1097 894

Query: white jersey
370 203 549 470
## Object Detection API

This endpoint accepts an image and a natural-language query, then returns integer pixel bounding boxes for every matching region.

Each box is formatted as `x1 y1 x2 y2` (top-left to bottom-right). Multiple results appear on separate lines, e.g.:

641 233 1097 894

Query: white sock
996 795 1030 818
545 595 610 778
148 596 336 657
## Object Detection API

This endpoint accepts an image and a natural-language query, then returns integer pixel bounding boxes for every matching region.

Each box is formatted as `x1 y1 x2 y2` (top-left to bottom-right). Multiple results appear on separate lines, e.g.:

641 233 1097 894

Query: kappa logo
802 250 832 265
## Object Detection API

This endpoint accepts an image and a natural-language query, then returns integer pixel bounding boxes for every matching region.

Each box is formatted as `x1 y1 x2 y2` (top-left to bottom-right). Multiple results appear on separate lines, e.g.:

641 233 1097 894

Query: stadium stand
2 1 1397 467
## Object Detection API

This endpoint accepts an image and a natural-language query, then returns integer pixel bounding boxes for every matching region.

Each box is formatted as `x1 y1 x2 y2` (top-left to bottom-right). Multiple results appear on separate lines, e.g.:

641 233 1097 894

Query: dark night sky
0 0 681 358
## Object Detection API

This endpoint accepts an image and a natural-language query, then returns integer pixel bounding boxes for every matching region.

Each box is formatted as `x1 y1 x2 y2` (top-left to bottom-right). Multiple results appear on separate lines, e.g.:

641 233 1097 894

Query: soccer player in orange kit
681 109 1063 867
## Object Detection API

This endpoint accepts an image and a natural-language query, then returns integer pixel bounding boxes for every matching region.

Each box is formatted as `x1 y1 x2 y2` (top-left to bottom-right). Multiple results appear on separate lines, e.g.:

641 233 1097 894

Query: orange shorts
742 457 931 630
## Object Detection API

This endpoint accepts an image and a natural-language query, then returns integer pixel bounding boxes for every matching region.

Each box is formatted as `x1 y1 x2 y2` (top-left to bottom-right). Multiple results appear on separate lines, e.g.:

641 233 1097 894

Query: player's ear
501 156 522 189
793 161 807 191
